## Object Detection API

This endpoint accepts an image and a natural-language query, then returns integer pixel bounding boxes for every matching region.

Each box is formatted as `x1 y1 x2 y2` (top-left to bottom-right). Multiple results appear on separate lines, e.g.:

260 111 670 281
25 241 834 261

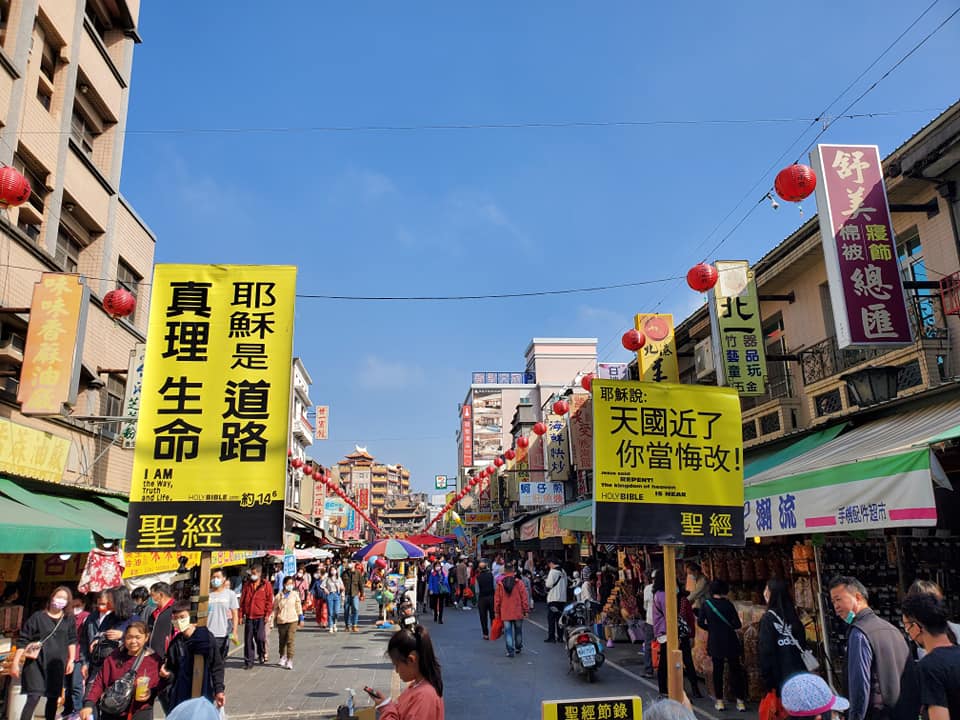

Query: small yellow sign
0 418 71 483
634 313 678 383
542 695 642 720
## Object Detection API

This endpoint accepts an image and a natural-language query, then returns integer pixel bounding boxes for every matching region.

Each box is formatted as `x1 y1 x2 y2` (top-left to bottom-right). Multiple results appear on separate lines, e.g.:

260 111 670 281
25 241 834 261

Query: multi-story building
334 448 415 537
286 357 314 512
0 0 154 494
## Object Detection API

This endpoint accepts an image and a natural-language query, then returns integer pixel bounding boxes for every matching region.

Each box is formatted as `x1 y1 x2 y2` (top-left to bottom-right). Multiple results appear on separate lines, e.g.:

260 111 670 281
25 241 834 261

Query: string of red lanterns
293 458 383 536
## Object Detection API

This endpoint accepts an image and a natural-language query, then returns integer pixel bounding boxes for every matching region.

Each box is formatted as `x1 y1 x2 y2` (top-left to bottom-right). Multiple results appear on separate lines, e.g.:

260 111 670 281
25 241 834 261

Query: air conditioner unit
694 338 715 380
0 334 25 366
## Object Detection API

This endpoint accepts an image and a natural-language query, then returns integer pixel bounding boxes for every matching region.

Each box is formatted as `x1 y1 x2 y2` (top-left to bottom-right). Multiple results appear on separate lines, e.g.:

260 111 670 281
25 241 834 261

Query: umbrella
405 533 447 547
353 538 425 561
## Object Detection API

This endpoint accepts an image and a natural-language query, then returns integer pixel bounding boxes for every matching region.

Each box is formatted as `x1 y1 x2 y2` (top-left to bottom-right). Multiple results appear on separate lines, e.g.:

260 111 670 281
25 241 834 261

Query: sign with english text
811 144 912 348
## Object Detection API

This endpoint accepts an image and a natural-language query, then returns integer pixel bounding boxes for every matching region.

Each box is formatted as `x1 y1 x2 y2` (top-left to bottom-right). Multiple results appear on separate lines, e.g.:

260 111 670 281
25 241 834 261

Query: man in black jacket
476 561 496 640
160 602 226 713
148 582 175 663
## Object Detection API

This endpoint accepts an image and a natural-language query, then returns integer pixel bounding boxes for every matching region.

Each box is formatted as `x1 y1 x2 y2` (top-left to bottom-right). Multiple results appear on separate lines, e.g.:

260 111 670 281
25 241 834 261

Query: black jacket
147 603 174 662
476 570 495 598
758 609 808 693
163 626 225 710
697 597 742 659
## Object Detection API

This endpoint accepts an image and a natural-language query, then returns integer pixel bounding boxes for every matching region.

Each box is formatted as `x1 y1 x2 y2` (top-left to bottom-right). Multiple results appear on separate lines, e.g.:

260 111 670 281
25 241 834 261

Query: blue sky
119 2 960 492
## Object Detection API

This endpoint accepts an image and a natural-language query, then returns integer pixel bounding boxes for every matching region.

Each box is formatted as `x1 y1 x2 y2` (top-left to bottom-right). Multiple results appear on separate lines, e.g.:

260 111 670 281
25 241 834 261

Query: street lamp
841 366 901 407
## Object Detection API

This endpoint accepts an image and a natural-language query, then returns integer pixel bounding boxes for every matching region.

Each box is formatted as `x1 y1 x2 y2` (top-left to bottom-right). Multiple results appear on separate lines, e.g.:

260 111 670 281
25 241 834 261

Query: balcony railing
801 294 948 386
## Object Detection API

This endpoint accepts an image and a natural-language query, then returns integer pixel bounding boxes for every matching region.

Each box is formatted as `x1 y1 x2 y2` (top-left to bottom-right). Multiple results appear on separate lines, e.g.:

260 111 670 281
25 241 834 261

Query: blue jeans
327 593 341 628
504 619 523 655
344 594 360 628
64 661 85 714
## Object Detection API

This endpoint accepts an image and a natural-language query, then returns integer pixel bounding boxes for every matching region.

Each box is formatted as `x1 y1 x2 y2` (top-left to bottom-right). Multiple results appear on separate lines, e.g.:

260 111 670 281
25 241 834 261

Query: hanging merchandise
79 548 125 593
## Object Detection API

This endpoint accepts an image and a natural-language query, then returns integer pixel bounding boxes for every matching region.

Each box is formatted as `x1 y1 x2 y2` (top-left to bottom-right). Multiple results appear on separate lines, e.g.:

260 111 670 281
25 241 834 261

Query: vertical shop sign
708 261 767 396
461 404 473 467
569 394 593 470
122 343 146 448
811 144 911 348
634 313 678 383
19 273 89 414
125 265 296 551
592 380 743 546
314 406 329 440
546 413 569 481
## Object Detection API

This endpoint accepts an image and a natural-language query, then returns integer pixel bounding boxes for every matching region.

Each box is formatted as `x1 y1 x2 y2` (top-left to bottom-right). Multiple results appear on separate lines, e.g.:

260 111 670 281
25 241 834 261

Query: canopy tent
558 499 592 532
404 533 447 547
745 399 960 537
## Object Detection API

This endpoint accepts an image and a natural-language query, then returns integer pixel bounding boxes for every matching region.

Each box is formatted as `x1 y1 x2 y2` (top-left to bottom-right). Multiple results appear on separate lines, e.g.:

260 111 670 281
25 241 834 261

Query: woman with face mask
81 586 135 692
11 586 77 720
273 578 305 669
427 564 450 624
80 622 162 720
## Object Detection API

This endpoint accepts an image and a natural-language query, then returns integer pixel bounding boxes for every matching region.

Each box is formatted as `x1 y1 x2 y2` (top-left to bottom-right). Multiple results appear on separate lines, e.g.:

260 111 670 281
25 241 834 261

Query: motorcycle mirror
573 587 582 596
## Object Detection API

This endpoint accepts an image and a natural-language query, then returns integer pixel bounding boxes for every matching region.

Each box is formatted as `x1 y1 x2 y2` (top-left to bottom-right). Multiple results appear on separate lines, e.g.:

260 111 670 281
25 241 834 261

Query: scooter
559 587 605 682
531 572 547 602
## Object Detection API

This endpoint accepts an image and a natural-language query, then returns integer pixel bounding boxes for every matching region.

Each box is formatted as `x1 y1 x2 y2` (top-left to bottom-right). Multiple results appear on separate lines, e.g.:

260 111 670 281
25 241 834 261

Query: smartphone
363 687 379 698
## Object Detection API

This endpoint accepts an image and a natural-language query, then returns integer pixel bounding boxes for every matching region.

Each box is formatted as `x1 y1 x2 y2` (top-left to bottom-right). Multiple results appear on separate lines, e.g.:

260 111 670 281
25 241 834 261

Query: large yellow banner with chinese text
124 549 256 577
125 265 296 551
592 379 744 546
0 418 71 483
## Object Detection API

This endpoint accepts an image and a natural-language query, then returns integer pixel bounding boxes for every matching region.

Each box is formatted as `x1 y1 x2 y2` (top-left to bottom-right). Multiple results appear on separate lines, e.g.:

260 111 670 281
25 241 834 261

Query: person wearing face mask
81 587 133 694
81 622 162 720
207 569 240 660
63 595 90 718
901 593 960 720
427 563 450 624
147 582 175 664
273 578 304 669
11 586 77 720
159 602 225 713
829 576 910 720
240 565 273 669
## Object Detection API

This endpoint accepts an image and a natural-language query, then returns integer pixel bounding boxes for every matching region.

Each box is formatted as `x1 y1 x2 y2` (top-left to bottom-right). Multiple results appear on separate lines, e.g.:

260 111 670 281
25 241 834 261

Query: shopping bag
651 640 661 669
759 690 788 720
490 618 504 641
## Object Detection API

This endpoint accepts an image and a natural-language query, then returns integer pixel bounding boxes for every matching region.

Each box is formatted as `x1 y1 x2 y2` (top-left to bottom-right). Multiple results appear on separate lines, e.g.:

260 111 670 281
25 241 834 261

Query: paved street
224 597 760 720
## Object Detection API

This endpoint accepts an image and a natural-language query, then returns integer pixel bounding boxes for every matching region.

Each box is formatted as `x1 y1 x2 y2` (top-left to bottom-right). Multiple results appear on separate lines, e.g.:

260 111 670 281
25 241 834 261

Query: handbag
768 610 819 671
99 650 147 716
490 618 504 641
23 615 64 660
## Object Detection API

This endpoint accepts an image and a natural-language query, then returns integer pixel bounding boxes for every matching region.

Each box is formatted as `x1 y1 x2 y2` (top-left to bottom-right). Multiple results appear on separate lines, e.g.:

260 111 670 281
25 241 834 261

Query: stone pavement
226 597 401 719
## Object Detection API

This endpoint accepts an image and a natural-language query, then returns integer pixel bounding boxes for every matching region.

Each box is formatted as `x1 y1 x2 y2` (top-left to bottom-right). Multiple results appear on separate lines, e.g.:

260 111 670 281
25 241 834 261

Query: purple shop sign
810 144 912 348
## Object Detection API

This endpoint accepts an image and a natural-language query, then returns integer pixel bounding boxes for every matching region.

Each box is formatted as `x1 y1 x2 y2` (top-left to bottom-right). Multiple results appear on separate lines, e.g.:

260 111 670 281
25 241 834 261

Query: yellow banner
710 261 767 395
634 313 678 383
124 550 256 577
126 265 296 551
0 418 71 483
542 696 642 720
19 273 88 415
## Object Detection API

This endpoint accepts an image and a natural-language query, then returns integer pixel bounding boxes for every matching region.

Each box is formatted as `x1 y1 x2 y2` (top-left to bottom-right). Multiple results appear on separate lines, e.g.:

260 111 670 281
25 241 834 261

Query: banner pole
191 551 212 699
663 544 683 702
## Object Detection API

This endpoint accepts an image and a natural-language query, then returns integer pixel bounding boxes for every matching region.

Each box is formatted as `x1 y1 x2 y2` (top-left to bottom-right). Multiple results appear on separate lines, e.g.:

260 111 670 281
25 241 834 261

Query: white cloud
357 354 425 389
346 169 397 199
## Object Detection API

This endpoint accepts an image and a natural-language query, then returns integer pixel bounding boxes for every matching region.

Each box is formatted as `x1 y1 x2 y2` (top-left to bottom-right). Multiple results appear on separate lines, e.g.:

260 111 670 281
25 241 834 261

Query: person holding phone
366 625 443 719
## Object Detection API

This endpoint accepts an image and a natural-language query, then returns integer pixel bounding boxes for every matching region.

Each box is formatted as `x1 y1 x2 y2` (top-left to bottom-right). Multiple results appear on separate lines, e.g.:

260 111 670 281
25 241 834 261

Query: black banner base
125 500 285 551
595 501 744 546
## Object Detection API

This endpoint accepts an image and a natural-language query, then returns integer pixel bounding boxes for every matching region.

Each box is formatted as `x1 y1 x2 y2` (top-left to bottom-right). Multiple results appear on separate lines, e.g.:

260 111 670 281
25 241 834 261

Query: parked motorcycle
559 587 605 682
531 572 547 602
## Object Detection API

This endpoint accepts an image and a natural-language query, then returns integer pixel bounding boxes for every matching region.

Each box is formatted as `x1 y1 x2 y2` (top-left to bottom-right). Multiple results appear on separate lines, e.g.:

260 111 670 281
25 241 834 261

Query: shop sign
471 371 535 385
542 696 642 720
0 417 70 483
519 481 564 507
472 389 503 463
593 379 744 546
314 406 329 440
811 144 911 348
125 265 296 551
528 434 545 478
464 512 500 524
539 513 561 539
501 527 515 543
597 362 629 380
460 404 473 467
634 313 678 383
435 474 448 490
546 413 569 481
708 262 767 396
121 343 146 449
745 451 936 537
35 553 86 582
19 273 89 415
124 549 255 577
358 488 369 511
520 519 539 541
569 394 593 470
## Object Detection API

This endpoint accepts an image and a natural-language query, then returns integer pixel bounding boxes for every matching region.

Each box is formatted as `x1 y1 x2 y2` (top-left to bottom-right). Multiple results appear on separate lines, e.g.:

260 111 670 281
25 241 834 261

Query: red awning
404 533 447 546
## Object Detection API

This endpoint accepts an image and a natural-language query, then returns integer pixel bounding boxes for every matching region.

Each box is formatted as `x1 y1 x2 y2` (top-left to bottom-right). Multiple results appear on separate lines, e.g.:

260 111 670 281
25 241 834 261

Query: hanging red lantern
533 422 548 436
102 288 137 319
516 436 529 449
301 464 312 475
622 329 646 352
0 166 31 209
287 449 292 457
290 458 303 469
774 163 817 202
580 373 595 392
686 263 719 293
486 465 496 475
552 399 569 416
494 457 505 467
504 449 516 461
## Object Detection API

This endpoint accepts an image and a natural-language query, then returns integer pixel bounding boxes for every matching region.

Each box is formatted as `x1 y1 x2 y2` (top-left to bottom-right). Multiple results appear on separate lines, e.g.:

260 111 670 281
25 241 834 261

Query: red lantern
494 457 505 467
469 477 480 487
486 465 496 475
516 436 529 449
775 164 817 202
290 458 302 469
686 263 719 293
532 422 548 436
504 449 516 461
287 449 292 456
552 400 569 416
622 329 646 352
580 373 595 392
102 288 137 319
301 464 312 475
0 166 31 209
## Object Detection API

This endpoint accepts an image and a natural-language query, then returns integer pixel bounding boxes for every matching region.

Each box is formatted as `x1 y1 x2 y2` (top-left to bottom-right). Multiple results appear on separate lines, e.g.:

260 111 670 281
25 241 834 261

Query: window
55 226 82 272
898 227 938 337
39 33 57 83
37 82 51 110
116 259 140 321
12 152 49 214
103 375 124 417
0 1 11 47
71 105 98 157
84 1 109 42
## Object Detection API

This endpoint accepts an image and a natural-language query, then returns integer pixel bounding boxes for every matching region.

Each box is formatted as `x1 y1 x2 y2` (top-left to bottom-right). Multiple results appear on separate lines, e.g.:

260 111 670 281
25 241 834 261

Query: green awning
0 478 126 538
97 496 130 514
558 499 592 532
0 495 94 553
744 423 848 480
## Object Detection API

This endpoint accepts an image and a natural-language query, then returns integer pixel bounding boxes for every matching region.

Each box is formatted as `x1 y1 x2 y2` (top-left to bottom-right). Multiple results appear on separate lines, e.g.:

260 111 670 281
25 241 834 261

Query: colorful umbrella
353 538 425 561
405 533 447 547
